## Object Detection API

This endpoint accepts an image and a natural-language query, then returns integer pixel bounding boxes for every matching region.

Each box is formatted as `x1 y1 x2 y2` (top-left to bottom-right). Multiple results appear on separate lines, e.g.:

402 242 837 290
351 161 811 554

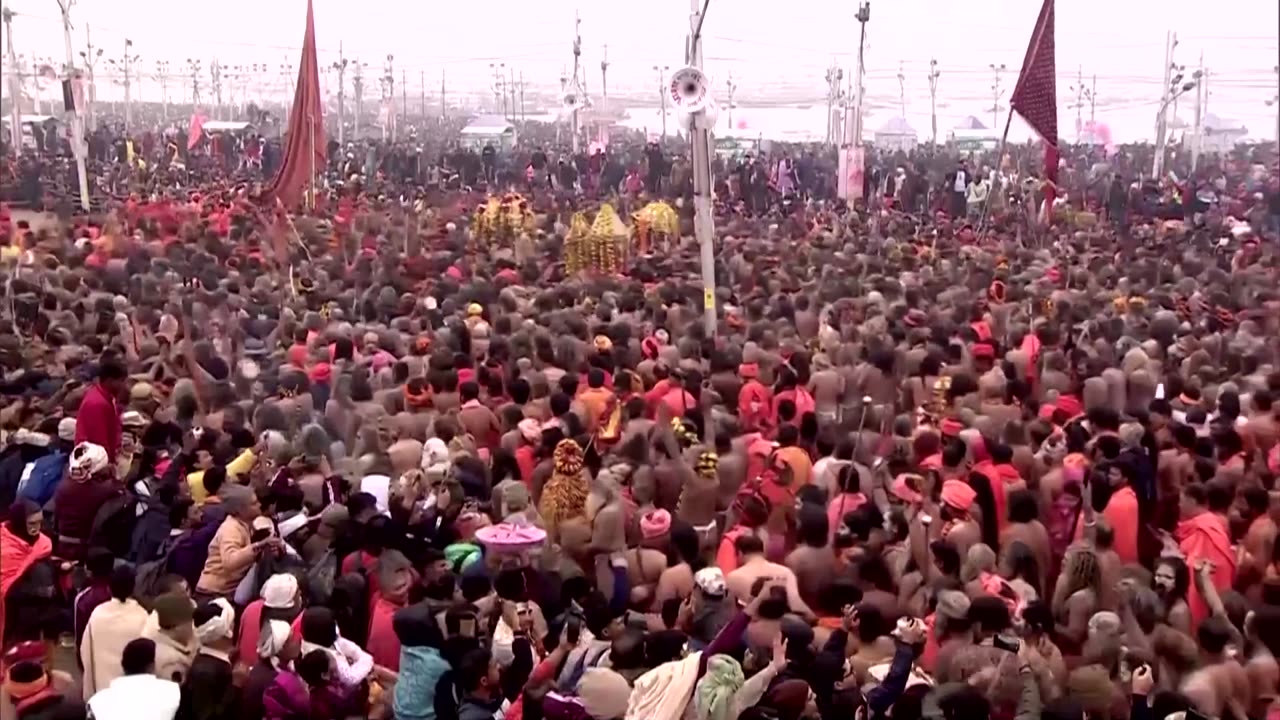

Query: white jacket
87 674 180 720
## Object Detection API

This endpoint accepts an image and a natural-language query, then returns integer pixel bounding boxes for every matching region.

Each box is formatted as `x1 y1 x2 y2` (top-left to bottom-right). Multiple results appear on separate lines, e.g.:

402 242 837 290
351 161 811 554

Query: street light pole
55 0 90 212
686 0 717 337
78 24 101 130
928 58 940 145
653 64 669 141
3 9 22 152
989 62 1007 130
332 43 347 146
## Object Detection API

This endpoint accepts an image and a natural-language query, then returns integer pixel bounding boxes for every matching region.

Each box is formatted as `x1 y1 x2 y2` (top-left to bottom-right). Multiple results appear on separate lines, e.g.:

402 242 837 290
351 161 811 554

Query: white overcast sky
2 0 1277 141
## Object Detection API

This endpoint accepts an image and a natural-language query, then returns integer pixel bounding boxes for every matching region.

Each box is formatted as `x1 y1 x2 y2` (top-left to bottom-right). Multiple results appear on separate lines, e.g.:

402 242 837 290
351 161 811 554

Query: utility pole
187 58 201 107
896 60 906 118
1069 65 1095 143
653 64 669 141
78 24 102 130
352 61 365 139
3 9 21 152
726 72 736 130
518 71 525 123
108 39 139 131
1090 73 1096 129
571 11 581 153
401 68 407 123
1153 32 1176 177
420 70 426 122
489 62 505 115
210 59 223 118
55 0 90 212
155 60 170 122
686 0 717 337
927 58 940 145
331 44 347 147
440 69 446 121
825 63 843 146
1191 53 1204 172
600 44 609 110
989 62 1007 130
839 1 870 201
384 54 395 141
509 66 517 125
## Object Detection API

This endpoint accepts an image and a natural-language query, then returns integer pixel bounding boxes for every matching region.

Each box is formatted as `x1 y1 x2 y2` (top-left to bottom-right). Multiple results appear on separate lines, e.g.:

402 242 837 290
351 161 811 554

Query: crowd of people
0 102 1279 720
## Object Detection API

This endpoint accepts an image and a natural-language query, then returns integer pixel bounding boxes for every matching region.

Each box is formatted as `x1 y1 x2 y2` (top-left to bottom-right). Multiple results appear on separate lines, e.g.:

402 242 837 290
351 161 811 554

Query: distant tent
954 116 988 131
874 117 917 151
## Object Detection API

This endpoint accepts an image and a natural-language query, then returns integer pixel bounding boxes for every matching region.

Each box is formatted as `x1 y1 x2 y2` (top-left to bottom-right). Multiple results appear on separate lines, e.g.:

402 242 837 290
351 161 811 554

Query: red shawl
0 525 53 646
1177 511 1236 628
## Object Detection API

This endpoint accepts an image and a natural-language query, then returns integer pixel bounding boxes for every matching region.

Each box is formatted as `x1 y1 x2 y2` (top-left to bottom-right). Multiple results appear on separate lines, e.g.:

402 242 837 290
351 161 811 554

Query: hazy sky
3 0 1277 141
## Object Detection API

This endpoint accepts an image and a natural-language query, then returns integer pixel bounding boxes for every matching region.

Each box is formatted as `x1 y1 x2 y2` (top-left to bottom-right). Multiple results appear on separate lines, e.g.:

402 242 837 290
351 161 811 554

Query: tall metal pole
420 70 425 121
1090 73 1096 129
839 2 869 201
122 39 136 132
571 12 581 153
519 71 525 123
601 45 608 105
352 61 363 140
440 69 446 121
654 65 668 141
989 63 1006 130
687 0 716 337
825 63 839 146
80 24 101 130
726 72 736 130
1191 53 1203 173
896 60 905 118
55 0 90 212
155 60 169 123
928 58 940 145
1153 31 1174 177
332 43 346 147
402 68 407 122
3 9 21 152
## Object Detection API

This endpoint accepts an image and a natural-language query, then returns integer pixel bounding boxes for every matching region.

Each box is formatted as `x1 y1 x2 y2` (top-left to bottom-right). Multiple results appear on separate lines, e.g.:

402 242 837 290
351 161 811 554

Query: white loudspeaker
668 66 709 113
562 93 579 111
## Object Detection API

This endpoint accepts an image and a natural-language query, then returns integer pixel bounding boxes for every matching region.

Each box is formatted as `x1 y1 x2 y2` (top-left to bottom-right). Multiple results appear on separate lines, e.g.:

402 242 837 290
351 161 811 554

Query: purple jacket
263 669 312 720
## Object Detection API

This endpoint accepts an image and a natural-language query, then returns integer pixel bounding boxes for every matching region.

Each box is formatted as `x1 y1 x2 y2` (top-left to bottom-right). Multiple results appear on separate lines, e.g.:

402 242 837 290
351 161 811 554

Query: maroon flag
264 0 326 208
1009 0 1058 209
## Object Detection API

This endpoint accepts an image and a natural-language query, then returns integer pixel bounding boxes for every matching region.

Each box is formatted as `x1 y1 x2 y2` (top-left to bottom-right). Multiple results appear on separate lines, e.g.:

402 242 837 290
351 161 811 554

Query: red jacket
75 383 121 462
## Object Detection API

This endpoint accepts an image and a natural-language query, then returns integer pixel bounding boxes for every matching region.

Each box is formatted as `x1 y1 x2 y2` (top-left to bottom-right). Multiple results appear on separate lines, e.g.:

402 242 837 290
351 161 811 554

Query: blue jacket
393 646 450 720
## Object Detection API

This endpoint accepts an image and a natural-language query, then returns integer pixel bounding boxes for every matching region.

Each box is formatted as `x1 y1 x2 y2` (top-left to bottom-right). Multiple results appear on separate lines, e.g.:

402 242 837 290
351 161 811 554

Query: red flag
264 0 326 208
186 113 206 150
1009 0 1058 210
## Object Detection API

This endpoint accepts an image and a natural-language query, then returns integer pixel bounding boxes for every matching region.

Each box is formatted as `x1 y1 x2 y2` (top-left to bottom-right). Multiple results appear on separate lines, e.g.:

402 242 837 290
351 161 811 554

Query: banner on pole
837 145 864 202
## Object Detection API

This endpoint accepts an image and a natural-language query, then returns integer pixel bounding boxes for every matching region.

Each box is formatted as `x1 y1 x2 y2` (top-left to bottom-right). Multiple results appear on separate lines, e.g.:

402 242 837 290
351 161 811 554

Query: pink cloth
828 493 867 542
237 599 265 665
366 596 403 671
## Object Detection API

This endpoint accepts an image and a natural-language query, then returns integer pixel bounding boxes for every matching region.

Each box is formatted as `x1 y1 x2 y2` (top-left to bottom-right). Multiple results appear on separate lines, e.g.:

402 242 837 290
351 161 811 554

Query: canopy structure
874 117 917 151
949 115 999 150
201 121 254 132
1 115 58 125
460 115 517 149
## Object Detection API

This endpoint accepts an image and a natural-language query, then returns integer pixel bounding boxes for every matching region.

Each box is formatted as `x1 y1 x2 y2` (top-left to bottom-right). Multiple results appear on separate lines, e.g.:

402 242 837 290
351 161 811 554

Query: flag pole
308 113 315 210
977 106 1015 235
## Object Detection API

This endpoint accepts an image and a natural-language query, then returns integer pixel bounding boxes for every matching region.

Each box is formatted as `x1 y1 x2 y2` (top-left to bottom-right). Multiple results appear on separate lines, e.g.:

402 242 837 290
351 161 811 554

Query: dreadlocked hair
1062 547 1101 597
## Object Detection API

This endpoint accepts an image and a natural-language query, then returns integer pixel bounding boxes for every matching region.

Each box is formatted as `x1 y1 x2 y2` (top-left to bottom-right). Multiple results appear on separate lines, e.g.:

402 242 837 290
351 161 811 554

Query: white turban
69 442 109 480
257 619 292 660
196 598 236 645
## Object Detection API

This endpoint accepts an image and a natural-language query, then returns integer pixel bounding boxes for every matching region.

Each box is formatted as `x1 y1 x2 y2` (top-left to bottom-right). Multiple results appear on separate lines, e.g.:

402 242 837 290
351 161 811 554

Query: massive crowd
0 106 1279 720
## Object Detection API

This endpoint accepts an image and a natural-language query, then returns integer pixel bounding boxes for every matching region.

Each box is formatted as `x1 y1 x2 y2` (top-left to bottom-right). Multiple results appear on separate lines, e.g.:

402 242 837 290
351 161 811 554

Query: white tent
949 116 999 150
874 116 917 151
1195 113 1248 154
460 115 516 149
